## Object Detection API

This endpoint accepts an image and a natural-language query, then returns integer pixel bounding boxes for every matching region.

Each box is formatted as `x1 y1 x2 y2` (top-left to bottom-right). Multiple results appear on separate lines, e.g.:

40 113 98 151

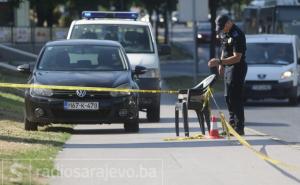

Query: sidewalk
51 106 300 185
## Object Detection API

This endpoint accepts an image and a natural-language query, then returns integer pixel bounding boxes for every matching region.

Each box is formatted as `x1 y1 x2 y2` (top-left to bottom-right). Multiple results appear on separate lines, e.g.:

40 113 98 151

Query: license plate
64 102 99 110
252 85 272 91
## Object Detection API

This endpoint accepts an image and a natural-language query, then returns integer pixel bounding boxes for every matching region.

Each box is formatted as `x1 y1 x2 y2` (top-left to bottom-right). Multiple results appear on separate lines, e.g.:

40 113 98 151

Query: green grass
0 67 27 120
0 68 73 185
0 67 28 96
0 119 73 185
0 68 28 83
159 43 193 61
163 75 224 93
0 92 24 117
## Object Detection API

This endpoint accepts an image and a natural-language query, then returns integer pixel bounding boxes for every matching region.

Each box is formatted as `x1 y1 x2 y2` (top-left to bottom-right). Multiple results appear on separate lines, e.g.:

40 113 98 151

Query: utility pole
179 0 208 84
209 0 218 77
192 0 199 85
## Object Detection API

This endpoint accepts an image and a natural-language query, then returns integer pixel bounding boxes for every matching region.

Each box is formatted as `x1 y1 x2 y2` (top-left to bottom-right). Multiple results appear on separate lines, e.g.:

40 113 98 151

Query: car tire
124 119 139 133
147 103 160 122
24 118 38 131
244 97 248 104
288 97 298 105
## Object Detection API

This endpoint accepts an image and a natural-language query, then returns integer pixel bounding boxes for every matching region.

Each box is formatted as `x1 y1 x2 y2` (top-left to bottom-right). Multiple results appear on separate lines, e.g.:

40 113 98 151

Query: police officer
208 15 247 135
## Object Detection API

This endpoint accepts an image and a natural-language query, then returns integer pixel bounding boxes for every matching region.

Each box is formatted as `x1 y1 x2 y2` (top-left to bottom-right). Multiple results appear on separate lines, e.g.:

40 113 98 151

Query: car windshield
246 43 293 65
38 45 128 71
70 24 154 53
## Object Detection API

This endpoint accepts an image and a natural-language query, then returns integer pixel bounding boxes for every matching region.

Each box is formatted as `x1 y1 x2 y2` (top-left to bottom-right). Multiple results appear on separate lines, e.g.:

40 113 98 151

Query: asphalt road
245 100 300 144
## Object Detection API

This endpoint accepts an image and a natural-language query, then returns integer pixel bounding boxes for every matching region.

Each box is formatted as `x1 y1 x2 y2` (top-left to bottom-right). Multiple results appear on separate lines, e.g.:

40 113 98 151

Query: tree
163 0 178 44
26 0 114 27
0 0 21 26
215 0 252 19
29 0 64 27
8 0 22 8
139 0 160 42
113 0 132 11
140 0 178 44
209 0 218 75
67 0 109 18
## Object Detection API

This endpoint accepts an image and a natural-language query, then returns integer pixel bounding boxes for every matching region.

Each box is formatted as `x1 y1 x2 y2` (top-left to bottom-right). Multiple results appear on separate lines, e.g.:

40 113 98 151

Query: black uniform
221 24 248 131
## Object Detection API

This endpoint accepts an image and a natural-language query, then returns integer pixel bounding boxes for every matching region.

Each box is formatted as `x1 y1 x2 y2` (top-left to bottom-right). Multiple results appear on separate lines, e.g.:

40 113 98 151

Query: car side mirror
134 65 147 76
158 44 171 56
17 64 31 74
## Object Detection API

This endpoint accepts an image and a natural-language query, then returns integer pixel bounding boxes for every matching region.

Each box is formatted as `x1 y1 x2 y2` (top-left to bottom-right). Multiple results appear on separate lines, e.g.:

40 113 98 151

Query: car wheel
24 118 38 131
124 119 139 133
244 97 248 104
288 97 298 105
147 103 160 122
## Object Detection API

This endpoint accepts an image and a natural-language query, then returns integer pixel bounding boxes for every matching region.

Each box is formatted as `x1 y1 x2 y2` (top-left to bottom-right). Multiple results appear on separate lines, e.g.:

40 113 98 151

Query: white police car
67 11 162 122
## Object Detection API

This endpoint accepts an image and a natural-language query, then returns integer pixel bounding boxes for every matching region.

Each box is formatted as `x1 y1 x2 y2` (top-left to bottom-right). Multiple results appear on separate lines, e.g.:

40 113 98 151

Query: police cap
215 15 230 32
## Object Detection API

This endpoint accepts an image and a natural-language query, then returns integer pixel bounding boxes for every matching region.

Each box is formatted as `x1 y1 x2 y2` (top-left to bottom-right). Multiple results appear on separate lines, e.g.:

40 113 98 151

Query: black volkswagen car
17 40 146 132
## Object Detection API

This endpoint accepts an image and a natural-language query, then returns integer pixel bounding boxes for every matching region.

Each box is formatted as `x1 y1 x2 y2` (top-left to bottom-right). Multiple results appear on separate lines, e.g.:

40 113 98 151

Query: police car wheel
124 119 139 133
24 118 38 131
288 97 298 106
147 104 160 122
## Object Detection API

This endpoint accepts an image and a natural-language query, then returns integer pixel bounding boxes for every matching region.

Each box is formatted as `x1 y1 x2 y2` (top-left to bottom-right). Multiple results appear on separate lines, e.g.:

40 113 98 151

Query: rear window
70 24 154 54
246 43 294 65
38 45 128 71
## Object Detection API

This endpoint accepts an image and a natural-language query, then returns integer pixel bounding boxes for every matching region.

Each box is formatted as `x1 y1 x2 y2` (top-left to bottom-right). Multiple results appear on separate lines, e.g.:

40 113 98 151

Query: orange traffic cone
209 115 223 139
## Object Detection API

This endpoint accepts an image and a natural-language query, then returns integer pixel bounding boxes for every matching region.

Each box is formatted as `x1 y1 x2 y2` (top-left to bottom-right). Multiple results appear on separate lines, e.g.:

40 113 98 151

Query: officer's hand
218 65 224 77
208 58 219 68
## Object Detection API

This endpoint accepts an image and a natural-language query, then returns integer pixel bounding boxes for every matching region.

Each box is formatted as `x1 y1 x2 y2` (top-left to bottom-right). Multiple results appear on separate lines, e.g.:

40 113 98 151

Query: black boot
229 120 236 128
235 127 245 136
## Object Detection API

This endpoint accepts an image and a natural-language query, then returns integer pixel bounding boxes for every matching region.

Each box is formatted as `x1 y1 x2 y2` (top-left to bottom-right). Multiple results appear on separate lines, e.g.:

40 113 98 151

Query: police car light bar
82 11 139 20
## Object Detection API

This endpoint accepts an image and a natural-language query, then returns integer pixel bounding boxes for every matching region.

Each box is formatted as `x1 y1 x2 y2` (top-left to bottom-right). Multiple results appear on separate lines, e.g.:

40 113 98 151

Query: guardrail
0 44 38 59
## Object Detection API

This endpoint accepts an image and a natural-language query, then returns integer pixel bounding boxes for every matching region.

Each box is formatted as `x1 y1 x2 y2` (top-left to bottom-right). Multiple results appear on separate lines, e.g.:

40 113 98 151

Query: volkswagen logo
76 90 86 98
257 74 266 79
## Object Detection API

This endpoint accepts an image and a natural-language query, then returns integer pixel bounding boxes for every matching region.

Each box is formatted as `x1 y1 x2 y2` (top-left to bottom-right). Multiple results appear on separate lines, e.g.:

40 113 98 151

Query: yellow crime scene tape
1 82 299 171
163 134 205 141
0 82 178 94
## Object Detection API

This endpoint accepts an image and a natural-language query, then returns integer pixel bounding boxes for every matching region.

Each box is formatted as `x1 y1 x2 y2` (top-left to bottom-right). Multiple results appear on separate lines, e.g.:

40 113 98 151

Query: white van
245 34 300 104
67 11 165 121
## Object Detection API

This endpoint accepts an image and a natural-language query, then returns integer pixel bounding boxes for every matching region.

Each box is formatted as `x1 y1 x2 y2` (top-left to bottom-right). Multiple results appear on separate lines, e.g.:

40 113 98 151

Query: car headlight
281 70 293 79
30 85 53 97
197 34 203 39
110 83 131 97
